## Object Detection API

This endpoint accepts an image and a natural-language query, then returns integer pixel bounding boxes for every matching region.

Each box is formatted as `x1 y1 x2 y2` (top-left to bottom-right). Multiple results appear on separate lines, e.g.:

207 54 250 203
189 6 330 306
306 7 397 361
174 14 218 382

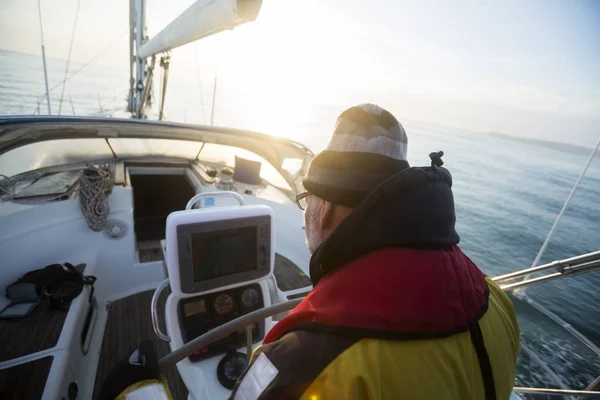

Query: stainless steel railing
493 250 600 291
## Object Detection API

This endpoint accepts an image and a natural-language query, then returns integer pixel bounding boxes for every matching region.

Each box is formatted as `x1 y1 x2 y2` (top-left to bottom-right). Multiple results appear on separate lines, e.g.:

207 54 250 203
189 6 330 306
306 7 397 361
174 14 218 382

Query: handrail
151 279 171 342
512 387 600 397
185 191 246 210
491 251 600 358
490 251 600 396
498 258 600 291
494 250 600 284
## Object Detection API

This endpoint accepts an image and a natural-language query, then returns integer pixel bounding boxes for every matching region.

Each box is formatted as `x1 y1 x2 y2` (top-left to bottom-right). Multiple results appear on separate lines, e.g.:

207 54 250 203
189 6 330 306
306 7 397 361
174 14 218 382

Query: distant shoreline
0 48 84 65
404 118 597 156
485 131 596 156
0 48 126 71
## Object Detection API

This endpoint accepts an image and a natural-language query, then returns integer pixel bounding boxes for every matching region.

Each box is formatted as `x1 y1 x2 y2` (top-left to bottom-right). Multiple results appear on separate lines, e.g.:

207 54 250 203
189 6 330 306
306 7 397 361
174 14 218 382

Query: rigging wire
36 0 51 114
138 55 156 115
193 42 206 124
32 29 128 114
58 0 82 115
515 134 600 358
210 72 218 126
209 38 222 126
69 94 76 115
520 343 570 393
522 135 600 281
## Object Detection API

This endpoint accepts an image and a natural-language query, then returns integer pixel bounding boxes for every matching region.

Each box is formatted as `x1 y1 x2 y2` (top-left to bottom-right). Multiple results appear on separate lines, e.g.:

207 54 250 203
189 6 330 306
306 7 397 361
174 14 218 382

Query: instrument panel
178 283 265 361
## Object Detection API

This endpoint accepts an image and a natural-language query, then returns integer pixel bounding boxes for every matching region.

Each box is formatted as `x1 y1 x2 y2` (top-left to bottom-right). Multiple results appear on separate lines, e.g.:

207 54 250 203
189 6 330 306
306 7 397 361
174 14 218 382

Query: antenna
69 94 76 115
193 43 206 124
210 73 218 126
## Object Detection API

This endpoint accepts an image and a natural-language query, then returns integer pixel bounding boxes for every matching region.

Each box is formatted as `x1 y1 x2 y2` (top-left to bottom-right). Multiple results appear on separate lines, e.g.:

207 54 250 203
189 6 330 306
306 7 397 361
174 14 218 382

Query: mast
129 0 263 119
128 0 147 118
127 0 135 113
133 0 147 118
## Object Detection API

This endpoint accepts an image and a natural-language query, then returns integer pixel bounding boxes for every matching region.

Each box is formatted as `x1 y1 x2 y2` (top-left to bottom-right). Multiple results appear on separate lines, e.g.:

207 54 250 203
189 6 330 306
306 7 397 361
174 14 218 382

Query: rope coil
79 167 113 231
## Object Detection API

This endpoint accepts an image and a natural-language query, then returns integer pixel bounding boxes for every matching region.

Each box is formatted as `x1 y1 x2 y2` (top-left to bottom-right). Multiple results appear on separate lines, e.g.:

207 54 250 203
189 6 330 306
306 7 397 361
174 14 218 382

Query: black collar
309 166 460 286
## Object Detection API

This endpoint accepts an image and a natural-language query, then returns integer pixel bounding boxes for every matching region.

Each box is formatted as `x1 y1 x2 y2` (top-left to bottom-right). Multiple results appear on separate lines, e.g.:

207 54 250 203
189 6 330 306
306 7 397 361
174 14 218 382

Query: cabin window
198 143 291 191
0 139 113 178
107 138 203 159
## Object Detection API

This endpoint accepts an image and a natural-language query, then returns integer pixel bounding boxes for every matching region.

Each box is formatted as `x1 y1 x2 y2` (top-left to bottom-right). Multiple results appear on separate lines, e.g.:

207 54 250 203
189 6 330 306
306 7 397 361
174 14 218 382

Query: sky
1 0 599 148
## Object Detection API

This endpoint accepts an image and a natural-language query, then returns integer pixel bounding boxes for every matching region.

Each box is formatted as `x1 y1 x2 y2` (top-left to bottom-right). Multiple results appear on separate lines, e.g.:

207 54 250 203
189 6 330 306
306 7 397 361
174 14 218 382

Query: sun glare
204 2 370 138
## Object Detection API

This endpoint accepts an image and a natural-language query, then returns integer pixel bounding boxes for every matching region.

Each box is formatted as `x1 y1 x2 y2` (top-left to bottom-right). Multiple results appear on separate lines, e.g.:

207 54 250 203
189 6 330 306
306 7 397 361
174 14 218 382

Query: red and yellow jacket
231 166 521 400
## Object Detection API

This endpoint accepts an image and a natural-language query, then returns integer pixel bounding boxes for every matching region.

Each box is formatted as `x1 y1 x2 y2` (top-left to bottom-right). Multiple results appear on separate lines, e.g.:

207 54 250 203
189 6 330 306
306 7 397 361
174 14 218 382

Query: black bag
6 263 96 309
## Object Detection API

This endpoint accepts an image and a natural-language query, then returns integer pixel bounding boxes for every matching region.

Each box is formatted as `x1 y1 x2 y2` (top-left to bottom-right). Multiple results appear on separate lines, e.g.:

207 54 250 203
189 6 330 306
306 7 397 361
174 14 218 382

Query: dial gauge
214 293 234 315
241 288 260 309
223 354 247 381
217 351 248 389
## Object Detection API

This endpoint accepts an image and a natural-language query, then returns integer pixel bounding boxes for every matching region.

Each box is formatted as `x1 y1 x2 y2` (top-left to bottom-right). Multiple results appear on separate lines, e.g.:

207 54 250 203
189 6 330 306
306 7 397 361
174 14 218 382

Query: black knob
429 151 444 168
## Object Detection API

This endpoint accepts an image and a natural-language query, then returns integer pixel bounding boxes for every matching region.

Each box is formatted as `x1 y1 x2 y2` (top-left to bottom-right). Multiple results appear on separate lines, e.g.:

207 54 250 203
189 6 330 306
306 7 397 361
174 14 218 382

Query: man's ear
318 200 335 234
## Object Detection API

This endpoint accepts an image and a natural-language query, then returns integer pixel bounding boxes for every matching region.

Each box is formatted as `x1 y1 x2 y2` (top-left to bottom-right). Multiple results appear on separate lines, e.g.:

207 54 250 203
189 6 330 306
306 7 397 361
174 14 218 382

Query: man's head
302 104 409 253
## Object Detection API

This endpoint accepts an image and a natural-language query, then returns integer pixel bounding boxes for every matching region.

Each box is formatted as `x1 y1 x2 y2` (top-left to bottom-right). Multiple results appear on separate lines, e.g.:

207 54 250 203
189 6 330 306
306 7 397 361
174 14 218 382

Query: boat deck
0 264 86 363
93 290 188 399
0 356 53 399
0 303 69 362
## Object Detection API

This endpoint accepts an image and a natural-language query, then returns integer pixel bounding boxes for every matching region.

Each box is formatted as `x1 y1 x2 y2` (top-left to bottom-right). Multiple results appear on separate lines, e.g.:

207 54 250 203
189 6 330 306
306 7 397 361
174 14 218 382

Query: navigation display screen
191 226 257 282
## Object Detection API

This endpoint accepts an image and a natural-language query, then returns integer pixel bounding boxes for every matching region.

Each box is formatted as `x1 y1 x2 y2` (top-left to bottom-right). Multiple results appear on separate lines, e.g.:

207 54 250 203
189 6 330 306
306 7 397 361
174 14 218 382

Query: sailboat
0 0 599 399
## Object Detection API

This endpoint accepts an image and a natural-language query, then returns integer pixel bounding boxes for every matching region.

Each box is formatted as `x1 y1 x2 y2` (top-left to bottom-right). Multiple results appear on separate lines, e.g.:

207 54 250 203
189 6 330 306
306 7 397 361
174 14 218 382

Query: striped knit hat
303 104 409 207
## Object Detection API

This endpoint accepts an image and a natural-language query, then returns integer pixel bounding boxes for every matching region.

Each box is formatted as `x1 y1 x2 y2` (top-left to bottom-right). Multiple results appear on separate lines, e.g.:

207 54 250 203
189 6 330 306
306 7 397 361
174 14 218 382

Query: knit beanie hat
303 104 409 208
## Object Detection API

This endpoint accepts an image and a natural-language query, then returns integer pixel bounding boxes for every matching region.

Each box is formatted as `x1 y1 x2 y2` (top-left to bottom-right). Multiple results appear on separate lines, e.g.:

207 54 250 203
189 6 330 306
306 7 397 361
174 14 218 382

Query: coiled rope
79 167 113 231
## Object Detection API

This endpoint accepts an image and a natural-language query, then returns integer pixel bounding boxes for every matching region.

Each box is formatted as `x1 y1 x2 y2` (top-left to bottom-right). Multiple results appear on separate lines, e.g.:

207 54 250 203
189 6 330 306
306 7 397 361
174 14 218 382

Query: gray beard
305 203 322 254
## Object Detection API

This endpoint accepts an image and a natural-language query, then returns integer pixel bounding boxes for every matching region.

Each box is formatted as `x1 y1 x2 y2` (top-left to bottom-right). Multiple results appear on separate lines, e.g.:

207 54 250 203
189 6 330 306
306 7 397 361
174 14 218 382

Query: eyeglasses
296 191 309 210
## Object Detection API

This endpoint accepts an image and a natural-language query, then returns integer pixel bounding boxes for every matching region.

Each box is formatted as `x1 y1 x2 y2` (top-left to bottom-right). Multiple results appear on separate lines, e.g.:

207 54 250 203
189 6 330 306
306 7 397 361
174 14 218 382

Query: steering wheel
156 299 302 372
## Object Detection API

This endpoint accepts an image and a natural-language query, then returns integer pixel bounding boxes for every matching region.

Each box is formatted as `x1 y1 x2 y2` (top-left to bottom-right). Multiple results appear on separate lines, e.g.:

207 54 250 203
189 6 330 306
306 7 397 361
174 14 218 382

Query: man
230 104 521 400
